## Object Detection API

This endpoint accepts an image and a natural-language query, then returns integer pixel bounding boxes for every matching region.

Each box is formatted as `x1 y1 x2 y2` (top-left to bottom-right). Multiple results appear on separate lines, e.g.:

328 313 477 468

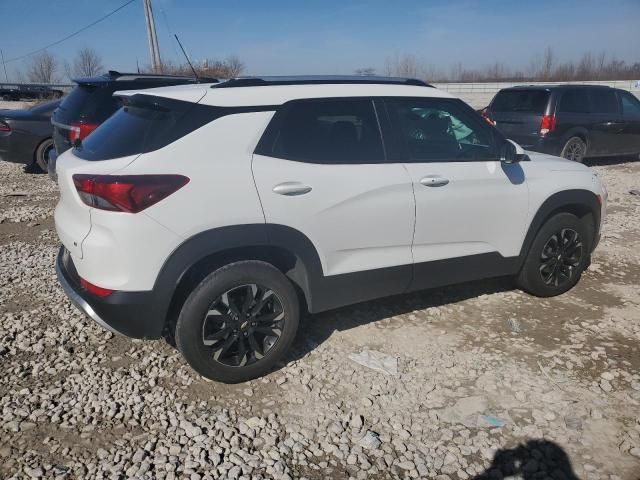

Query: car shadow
282 275 514 365
471 439 579 480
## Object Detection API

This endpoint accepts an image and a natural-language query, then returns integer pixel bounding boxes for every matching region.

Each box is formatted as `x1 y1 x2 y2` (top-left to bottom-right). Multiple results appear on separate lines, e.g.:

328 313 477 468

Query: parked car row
51 75 608 383
481 85 640 163
0 84 64 102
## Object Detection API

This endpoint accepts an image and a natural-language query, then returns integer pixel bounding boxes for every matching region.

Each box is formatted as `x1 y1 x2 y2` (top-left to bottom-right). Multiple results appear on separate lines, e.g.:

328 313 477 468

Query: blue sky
1 0 639 80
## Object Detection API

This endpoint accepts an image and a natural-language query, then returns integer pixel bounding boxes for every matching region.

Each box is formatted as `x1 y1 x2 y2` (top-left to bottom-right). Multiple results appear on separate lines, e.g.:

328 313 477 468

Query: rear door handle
273 182 312 196
420 176 449 187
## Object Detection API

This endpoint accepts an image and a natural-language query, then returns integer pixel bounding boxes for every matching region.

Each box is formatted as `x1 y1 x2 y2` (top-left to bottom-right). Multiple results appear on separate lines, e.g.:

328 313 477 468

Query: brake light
68 121 98 142
72 174 190 213
539 115 556 135
80 278 114 298
0 121 10 133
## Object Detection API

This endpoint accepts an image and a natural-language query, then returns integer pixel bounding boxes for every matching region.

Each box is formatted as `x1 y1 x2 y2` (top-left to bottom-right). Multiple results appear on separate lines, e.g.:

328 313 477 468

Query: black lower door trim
408 252 520 293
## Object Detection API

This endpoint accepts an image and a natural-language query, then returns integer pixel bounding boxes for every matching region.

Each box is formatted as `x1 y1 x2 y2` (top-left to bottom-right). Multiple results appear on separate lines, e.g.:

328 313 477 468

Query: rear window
73 95 220 161
58 84 120 121
491 90 550 114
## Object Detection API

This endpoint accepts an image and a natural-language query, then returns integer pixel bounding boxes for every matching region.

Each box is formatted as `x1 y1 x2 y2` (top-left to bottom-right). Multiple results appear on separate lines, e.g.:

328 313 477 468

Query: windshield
491 90 550 114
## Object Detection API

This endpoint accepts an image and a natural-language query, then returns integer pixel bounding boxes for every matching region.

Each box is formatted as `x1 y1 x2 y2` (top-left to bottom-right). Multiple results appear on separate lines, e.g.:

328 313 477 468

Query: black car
0 99 61 171
0 84 64 102
485 85 640 162
49 70 217 179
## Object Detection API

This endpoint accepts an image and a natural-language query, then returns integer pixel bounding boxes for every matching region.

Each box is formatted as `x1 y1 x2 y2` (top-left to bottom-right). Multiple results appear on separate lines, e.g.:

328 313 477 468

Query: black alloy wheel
561 137 587 163
202 284 285 367
539 228 583 287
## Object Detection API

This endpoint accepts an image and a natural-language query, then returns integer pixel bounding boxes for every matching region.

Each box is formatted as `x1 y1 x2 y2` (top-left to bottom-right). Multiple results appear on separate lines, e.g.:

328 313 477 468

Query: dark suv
484 85 640 162
49 71 217 179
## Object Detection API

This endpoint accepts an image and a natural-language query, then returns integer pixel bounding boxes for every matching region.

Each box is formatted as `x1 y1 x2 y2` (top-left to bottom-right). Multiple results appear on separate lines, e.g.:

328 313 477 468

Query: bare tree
66 47 104 79
222 56 244 77
26 52 59 83
541 47 554 80
158 56 245 79
384 53 421 77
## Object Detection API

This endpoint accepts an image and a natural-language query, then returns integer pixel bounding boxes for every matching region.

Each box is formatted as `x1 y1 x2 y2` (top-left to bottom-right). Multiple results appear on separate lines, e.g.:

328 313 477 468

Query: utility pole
142 0 161 73
0 49 8 82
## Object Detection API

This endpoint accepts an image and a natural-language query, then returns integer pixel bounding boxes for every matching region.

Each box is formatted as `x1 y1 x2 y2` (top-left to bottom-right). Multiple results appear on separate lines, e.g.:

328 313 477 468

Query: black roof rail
212 75 433 89
73 71 218 84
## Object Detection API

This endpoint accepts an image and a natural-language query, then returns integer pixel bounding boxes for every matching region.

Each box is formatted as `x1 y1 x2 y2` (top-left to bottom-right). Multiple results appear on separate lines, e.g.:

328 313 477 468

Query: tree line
378 47 640 83
9 48 245 84
10 46 640 85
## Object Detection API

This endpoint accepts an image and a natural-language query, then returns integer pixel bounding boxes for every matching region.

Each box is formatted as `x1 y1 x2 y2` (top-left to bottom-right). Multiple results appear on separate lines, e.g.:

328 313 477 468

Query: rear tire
34 138 54 173
175 261 299 383
560 137 587 163
517 213 591 297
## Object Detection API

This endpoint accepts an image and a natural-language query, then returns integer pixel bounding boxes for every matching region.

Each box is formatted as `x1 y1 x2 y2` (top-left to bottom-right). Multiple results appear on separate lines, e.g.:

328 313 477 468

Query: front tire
517 213 591 297
560 137 587 163
175 261 299 383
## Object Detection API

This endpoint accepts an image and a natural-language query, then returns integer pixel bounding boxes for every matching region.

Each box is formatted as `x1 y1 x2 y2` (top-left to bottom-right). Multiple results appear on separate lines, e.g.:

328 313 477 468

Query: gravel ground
1 159 639 480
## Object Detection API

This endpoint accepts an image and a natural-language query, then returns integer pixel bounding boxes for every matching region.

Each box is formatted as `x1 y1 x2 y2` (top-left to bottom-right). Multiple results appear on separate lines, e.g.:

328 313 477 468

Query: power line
4 0 137 64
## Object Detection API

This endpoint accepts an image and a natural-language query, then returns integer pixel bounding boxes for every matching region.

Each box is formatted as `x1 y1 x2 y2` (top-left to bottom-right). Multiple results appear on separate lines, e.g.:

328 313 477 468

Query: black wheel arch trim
149 223 415 335
518 189 601 268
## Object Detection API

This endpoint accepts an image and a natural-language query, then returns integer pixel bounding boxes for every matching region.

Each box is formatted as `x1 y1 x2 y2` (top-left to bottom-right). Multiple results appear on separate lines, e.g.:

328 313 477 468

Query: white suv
54 76 607 383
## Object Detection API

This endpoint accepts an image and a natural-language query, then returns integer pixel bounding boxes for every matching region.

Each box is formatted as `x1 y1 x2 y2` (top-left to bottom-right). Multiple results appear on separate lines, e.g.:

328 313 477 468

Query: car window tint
620 91 640 116
74 95 220 161
591 89 620 114
491 90 549 114
270 99 384 164
559 90 590 113
59 84 124 122
388 98 497 162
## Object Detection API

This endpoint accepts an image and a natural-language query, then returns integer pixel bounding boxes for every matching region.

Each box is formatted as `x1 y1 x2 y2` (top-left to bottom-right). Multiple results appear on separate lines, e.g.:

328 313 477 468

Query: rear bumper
55 247 163 339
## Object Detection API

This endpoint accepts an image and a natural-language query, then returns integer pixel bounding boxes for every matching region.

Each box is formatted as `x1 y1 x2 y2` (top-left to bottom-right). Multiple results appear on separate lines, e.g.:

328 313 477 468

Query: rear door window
590 89 620 114
261 99 385 164
558 90 590 113
491 90 550 114
74 95 219 161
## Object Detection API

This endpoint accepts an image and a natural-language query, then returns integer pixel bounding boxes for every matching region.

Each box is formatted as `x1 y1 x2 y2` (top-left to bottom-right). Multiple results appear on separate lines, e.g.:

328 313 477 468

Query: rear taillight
68 121 98 142
72 174 189 213
80 277 114 298
0 121 11 133
539 115 557 135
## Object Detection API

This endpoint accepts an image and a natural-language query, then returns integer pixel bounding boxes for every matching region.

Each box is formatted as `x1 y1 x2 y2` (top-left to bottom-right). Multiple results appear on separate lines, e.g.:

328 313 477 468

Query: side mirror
500 139 528 163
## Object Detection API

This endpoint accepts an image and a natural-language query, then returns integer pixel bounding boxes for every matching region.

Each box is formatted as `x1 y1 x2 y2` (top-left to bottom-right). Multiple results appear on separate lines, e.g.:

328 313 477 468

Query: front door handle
420 176 450 187
273 182 312 196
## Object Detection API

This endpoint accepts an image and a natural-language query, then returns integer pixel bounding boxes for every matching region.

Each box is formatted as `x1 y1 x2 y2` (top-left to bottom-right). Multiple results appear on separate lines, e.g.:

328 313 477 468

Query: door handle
420 176 449 187
273 182 312 196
